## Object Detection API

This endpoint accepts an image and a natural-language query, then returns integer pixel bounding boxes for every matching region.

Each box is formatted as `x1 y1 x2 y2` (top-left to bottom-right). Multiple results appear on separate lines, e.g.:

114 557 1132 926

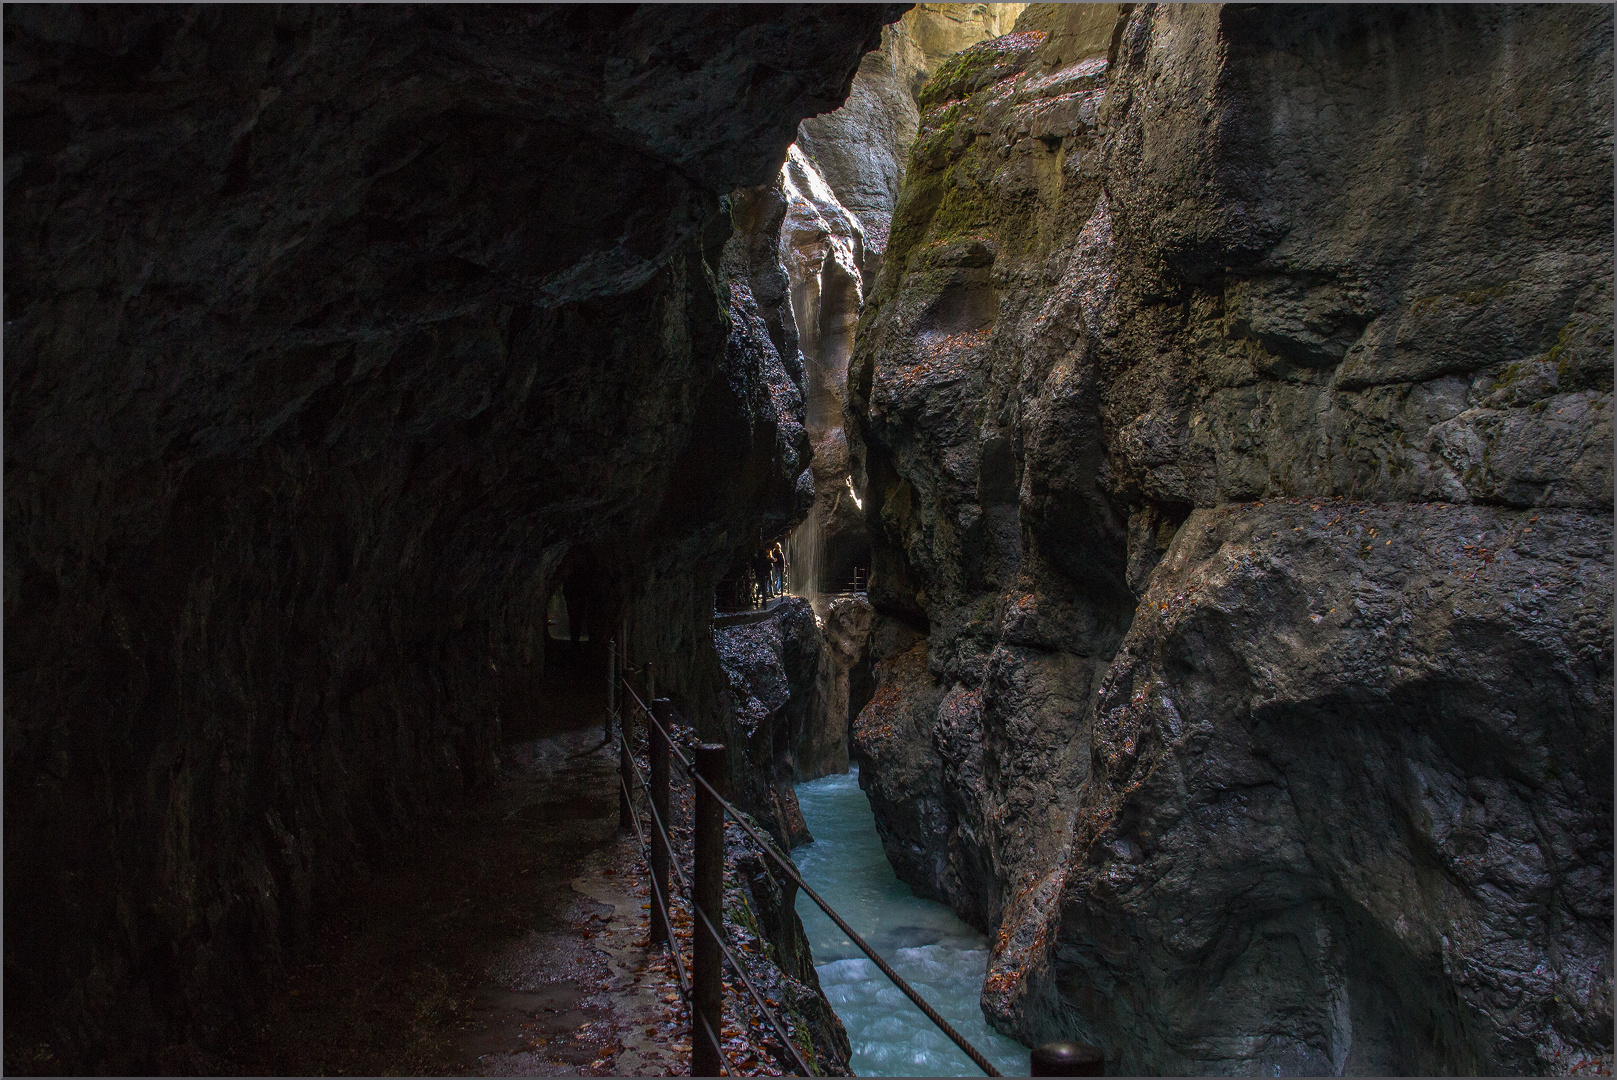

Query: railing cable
618 643 1001 1076
618 772 692 998
621 687 817 1075
625 742 691 893
625 719 812 1074
688 766 1004 1077
691 892 816 1077
621 674 693 772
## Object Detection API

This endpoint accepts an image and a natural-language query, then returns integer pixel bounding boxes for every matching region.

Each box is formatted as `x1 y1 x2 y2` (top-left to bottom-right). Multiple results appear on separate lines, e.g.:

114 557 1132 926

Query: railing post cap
1031 1040 1104 1076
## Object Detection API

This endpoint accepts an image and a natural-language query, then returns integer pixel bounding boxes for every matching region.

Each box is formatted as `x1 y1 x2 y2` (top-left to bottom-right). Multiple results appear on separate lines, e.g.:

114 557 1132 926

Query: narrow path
220 655 685 1076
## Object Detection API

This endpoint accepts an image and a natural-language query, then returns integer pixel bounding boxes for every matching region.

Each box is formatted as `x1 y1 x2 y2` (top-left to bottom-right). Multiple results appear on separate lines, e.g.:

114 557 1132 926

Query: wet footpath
220 659 688 1076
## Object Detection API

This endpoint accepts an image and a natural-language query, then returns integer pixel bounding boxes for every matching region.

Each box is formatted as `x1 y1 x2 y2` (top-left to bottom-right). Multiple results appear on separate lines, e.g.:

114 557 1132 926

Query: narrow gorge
5 4 1611 1077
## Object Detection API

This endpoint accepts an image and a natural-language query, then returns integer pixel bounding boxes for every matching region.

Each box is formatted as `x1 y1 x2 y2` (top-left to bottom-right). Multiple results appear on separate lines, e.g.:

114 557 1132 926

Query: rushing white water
792 769 1030 1077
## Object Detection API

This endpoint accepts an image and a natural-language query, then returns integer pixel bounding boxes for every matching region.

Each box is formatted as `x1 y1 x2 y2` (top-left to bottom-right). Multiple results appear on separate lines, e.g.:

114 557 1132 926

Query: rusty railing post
616 643 632 834
606 635 617 742
648 697 673 946
692 743 727 1079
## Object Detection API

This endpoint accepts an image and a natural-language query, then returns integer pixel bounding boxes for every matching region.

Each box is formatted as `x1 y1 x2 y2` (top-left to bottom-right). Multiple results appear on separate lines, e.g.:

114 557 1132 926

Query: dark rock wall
3 4 905 1070
848 3 1612 1074
849 11 1130 935
714 596 824 848
799 594 876 780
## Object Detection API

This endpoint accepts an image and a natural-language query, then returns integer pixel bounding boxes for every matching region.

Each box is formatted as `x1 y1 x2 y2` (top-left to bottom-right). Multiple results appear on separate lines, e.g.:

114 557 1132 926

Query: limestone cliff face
848 4 1613 1074
797 3 1028 264
850 8 1128 934
779 145 873 598
2 5 904 1070
779 4 1026 685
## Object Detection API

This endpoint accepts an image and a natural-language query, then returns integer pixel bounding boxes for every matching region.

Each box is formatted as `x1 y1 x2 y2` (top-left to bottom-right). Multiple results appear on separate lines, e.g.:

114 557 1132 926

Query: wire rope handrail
620 694 810 1076
687 765 1004 1078
620 671 694 772
628 680 1004 1078
625 736 690 896
689 889 816 1077
618 772 692 997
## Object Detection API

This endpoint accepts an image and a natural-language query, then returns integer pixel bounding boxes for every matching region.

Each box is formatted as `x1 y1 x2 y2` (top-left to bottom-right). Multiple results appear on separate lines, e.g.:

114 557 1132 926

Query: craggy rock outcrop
3 5 905 1071
849 3 1613 1074
850 8 1129 933
712 591 872 808
798 3 1028 264
799 594 876 779
722 179 805 402
784 4 1028 603
715 596 824 849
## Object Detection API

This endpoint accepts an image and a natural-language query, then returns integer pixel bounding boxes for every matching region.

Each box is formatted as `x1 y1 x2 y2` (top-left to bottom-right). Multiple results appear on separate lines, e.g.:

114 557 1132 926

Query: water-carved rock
849 4 1613 1073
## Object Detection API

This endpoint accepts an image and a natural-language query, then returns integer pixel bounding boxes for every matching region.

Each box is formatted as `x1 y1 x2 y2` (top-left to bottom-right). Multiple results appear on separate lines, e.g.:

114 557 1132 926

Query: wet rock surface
848 3 1613 1074
715 596 824 849
3 4 906 1070
803 594 876 781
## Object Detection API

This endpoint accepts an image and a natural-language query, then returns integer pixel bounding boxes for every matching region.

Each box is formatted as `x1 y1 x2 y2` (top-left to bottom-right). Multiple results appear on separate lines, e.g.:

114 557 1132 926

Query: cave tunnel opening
820 524 871 596
514 557 612 746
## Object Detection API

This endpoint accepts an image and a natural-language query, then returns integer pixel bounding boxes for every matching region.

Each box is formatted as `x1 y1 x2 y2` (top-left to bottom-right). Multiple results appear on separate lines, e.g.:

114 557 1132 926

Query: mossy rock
918 31 1046 110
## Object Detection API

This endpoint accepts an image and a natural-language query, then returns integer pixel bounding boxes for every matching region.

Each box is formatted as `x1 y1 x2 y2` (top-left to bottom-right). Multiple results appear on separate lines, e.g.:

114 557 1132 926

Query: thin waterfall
786 511 822 596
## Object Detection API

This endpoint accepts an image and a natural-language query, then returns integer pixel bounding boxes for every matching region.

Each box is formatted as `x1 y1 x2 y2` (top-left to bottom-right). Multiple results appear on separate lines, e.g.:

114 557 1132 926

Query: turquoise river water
792 768 1030 1077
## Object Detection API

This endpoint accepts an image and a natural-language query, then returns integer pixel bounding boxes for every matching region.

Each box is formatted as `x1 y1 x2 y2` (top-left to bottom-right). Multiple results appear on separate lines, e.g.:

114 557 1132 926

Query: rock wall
797 3 1028 267
783 2 1030 605
2 5 905 1070
714 596 824 848
780 144 873 597
850 8 1129 934
847 4 1613 1074
800 595 877 780
712 593 873 795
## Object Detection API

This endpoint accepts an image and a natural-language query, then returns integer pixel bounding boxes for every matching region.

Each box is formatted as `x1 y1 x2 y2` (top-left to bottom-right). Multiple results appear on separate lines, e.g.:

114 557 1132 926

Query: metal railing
605 637 1007 1077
